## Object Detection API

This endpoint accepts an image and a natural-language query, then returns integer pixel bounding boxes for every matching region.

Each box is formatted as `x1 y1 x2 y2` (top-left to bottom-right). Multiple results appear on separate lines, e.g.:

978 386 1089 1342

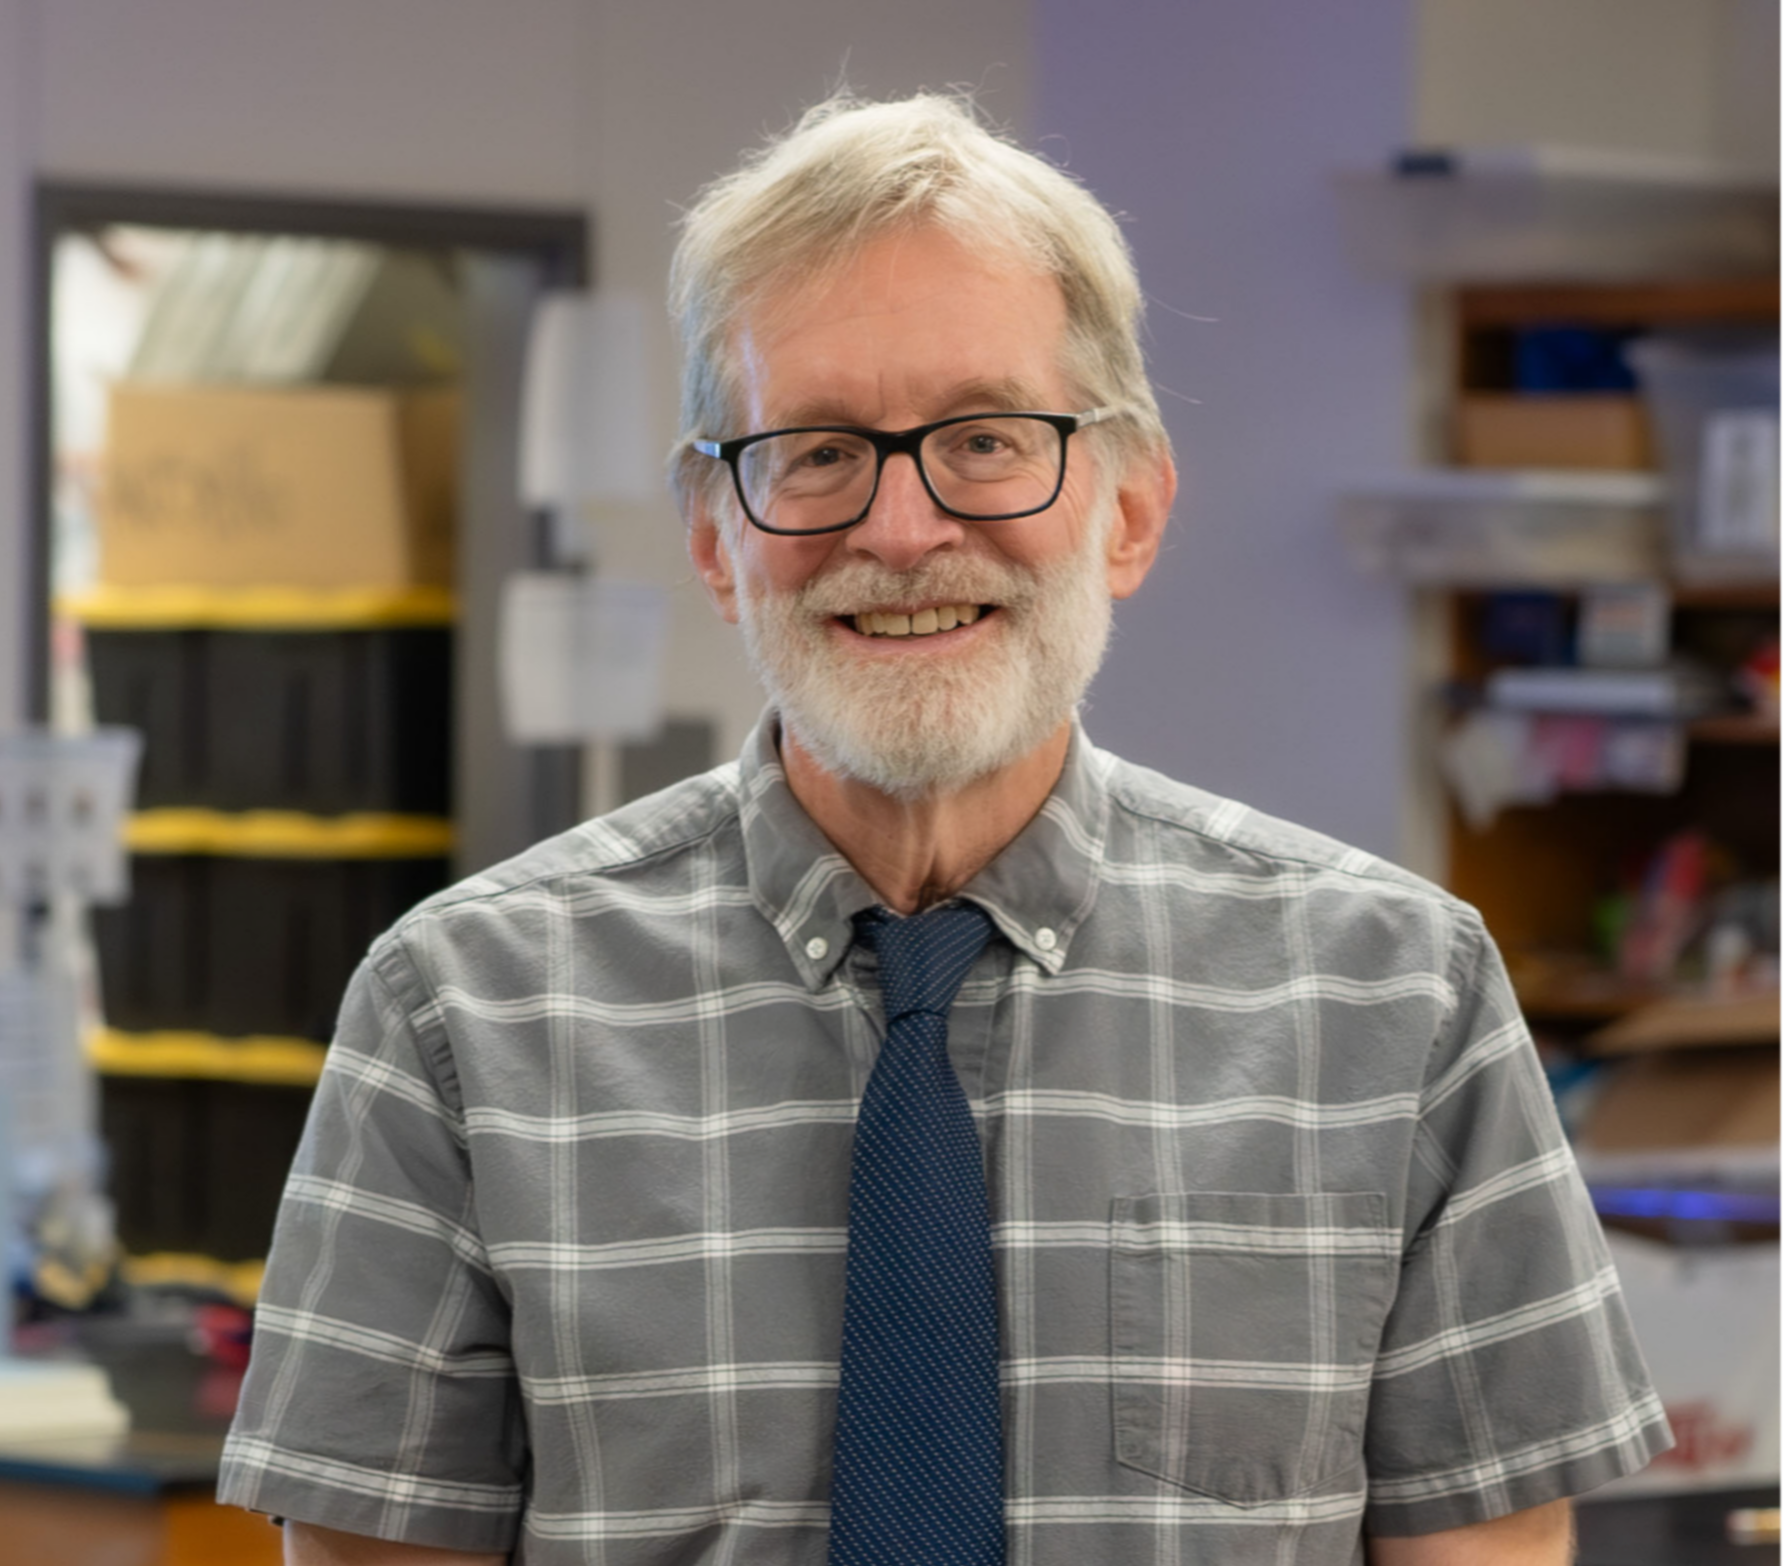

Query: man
220 94 1669 1564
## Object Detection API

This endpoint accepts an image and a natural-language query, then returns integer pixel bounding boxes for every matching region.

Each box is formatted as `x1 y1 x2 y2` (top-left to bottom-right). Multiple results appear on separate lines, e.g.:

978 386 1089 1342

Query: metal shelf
1339 468 1666 586
1335 145 1777 282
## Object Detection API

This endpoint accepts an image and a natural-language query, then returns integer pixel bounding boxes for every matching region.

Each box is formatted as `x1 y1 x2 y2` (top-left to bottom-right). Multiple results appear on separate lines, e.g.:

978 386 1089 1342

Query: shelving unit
1348 534 1778 1033
1333 152 1781 1293
65 584 458 1268
1333 146 1778 282
1431 274 1778 1027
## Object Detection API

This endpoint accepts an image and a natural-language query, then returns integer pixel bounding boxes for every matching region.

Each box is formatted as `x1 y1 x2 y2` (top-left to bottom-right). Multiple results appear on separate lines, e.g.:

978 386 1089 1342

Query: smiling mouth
847 603 988 638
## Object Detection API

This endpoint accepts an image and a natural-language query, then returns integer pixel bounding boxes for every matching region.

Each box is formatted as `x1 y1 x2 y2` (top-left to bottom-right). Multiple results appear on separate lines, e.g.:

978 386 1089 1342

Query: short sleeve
1363 909 1672 1536
216 940 526 1553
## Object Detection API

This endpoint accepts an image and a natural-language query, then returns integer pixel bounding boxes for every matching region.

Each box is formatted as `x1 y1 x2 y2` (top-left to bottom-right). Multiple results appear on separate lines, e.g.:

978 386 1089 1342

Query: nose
843 451 967 572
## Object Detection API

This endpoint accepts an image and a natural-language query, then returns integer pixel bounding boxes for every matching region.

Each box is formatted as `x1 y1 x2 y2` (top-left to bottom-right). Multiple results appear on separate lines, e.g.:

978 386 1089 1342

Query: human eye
933 417 1042 477
765 431 869 496
940 420 1013 455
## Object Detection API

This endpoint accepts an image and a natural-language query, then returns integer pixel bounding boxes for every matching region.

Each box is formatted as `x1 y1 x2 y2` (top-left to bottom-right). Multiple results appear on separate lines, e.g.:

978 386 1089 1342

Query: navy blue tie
828 902 1003 1566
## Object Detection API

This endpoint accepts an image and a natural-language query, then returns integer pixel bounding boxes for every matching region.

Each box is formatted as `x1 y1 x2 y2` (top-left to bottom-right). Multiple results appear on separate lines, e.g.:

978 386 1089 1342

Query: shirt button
805 935 829 961
1035 927 1058 951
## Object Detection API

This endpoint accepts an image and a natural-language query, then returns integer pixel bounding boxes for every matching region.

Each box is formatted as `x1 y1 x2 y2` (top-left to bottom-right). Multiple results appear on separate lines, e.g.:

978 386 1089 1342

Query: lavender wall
1035 0 1416 859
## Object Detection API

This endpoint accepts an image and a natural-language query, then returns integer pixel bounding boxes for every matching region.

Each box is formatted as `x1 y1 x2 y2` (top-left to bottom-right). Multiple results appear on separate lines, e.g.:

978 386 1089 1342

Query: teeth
852 603 984 638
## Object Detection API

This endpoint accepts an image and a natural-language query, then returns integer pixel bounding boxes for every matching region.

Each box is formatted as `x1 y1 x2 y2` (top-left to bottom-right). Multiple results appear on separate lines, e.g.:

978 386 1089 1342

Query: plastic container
93 853 450 1038
1339 469 1666 586
1627 335 1780 584
101 1076 312 1260
87 626 452 813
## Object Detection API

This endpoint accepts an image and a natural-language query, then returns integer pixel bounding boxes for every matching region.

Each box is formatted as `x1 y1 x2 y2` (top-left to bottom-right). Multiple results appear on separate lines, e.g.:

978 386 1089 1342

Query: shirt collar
737 710 1110 988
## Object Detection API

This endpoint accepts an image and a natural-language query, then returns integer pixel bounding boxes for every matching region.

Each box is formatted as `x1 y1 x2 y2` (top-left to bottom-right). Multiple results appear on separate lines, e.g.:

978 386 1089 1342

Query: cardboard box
1456 394 1653 471
1589 990 1779 1055
1578 1051 1779 1154
99 383 457 590
1597 1231 1779 1496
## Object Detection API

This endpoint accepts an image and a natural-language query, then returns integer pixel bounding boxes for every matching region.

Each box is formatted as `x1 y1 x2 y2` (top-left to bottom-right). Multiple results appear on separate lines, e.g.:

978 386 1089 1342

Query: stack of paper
0 1359 130 1442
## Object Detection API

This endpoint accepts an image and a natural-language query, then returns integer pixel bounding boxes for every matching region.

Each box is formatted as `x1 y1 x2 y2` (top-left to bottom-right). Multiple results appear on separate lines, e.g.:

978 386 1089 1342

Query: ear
1104 448 1176 600
688 496 741 625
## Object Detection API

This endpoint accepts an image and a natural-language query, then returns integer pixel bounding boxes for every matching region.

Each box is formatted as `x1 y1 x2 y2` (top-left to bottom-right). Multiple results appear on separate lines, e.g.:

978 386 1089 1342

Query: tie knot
853 902 993 1021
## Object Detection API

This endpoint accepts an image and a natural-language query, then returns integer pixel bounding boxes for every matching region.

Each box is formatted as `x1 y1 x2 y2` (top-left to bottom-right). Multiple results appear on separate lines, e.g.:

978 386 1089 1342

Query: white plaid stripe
1373 1265 1625 1380
992 1086 1423 1130
253 1302 514 1376
226 1436 521 1511
221 714 1669 1561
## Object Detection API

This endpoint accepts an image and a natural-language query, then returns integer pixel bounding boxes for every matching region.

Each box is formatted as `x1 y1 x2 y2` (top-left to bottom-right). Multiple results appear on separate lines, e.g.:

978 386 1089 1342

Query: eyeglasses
693 407 1120 536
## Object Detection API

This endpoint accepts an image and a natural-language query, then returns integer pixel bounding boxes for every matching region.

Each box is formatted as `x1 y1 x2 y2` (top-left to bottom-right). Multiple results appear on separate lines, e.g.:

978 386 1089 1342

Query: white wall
1033 0 1417 858
1417 0 1780 172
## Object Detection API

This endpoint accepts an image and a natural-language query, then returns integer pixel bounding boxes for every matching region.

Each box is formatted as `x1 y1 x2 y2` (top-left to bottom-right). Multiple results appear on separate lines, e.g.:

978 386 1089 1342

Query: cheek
742 534 844 598
1000 494 1099 575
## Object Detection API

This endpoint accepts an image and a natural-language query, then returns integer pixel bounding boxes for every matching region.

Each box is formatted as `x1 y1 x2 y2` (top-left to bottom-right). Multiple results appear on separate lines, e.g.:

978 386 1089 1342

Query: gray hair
668 91 1169 516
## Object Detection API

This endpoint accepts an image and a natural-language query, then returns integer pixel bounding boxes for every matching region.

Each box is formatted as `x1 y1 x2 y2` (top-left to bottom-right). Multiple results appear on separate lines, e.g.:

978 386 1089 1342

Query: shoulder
368 762 746 983
1094 748 1481 946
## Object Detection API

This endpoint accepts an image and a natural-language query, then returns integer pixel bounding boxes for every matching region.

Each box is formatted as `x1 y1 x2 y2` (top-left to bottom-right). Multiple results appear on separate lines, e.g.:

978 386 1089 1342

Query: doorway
27 181 589 1276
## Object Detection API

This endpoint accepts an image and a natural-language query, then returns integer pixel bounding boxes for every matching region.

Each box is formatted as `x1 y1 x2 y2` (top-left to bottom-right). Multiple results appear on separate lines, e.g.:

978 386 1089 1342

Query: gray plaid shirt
220 714 1669 1562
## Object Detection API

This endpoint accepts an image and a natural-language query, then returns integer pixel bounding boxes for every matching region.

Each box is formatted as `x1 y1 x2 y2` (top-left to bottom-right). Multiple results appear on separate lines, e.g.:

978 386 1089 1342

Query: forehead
732 226 1071 429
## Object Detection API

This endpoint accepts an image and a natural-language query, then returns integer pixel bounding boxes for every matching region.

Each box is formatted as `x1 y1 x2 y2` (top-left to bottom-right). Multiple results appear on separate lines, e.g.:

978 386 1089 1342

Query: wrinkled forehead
741 215 1041 319
723 226 1072 430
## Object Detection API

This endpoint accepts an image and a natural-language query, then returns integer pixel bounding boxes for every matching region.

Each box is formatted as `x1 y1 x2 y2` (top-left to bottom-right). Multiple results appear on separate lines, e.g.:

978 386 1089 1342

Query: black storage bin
95 853 450 1040
100 1075 209 1255
208 856 450 1038
87 626 452 814
209 629 452 813
92 855 214 1033
85 630 212 808
103 1076 313 1261
205 1080 316 1260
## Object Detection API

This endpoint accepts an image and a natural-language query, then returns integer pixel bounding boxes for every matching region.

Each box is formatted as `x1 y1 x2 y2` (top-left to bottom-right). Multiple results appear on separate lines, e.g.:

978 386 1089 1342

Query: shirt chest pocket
1111 1190 1395 1505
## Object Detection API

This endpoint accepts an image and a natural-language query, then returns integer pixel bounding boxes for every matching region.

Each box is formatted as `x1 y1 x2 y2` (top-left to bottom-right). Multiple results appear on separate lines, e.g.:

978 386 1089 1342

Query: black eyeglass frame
692 406 1120 536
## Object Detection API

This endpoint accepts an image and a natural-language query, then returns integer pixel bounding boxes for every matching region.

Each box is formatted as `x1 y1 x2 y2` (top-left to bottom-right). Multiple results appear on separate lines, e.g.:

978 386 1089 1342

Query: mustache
786 556 1041 618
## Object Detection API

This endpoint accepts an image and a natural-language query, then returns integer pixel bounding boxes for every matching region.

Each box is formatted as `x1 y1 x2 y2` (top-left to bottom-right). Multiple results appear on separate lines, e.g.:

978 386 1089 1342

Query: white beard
735 502 1116 800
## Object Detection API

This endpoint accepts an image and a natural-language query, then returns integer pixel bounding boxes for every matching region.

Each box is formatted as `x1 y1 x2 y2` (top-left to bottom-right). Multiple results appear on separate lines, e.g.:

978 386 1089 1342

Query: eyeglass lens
735 416 1065 533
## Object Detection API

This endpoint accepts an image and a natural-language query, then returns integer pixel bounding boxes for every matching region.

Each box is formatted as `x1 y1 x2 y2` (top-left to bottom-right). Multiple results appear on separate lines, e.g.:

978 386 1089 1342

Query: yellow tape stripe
126 810 454 858
122 1252 265 1305
58 584 455 629
90 1028 327 1086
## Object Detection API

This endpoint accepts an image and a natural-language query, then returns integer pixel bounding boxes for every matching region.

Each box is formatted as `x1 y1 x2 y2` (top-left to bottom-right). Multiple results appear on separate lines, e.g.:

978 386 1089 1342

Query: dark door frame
28 181 592 849
28 179 590 713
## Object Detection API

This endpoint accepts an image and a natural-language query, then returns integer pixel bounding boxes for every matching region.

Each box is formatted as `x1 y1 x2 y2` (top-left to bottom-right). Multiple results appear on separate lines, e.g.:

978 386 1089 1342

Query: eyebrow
768 376 1055 432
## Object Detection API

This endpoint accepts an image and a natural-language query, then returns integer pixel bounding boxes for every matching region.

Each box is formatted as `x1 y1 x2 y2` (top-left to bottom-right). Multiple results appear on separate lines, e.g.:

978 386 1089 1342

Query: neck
779 720 1073 915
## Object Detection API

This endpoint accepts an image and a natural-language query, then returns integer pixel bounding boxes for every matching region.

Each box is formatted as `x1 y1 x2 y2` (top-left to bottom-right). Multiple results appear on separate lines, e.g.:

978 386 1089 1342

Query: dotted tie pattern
828 902 1004 1566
